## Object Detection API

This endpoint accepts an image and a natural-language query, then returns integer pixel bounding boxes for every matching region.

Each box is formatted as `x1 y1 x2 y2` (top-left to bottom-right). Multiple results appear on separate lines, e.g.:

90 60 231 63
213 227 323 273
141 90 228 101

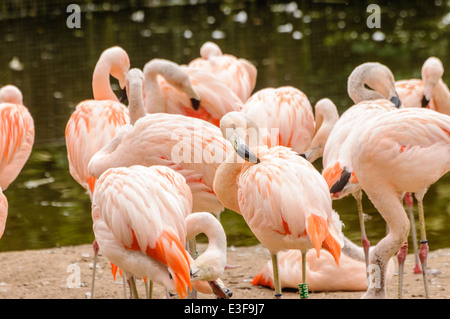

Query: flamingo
0 85 34 239
88 68 234 218
188 41 257 103
321 62 401 274
65 46 130 297
349 107 450 299
395 57 449 283
396 56 449 115
213 111 344 299
142 58 243 127
251 247 396 292
92 165 229 299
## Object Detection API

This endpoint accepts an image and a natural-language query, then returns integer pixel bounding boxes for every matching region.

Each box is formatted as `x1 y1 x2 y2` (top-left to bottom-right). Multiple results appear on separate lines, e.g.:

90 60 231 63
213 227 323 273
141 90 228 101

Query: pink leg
403 192 422 274
91 239 99 298
396 241 408 299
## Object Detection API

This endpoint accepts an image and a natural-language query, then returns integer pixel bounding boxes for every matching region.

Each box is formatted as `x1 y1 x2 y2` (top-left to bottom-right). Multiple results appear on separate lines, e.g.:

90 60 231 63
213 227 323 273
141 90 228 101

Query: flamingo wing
0 103 34 190
93 165 193 298
65 100 129 193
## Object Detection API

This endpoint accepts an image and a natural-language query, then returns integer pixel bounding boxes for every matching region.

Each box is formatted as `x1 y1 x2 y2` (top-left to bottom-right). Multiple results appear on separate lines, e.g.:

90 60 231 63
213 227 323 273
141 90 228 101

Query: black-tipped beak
421 95 429 108
330 169 352 194
298 153 306 159
390 96 401 108
190 98 201 111
208 281 233 299
236 142 260 164
119 87 128 104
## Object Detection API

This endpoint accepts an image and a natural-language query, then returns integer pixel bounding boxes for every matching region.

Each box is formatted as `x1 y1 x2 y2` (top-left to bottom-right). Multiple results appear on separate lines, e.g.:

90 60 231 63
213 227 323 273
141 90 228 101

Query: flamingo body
188 41 257 102
242 87 315 153
65 100 129 195
92 165 193 298
252 248 396 292
237 146 343 260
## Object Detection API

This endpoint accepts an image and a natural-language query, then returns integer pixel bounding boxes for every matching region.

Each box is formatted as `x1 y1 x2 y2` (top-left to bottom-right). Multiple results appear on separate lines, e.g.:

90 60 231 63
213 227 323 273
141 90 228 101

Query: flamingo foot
413 263 423 274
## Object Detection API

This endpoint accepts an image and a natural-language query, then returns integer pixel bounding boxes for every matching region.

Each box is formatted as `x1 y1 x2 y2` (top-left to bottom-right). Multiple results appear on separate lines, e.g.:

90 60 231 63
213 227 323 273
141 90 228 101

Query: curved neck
143 60 181 113
88 127 129 179
348 76 385 104
186 213 226 254
213 153 244 214
143 73 166 113
92 59 119 102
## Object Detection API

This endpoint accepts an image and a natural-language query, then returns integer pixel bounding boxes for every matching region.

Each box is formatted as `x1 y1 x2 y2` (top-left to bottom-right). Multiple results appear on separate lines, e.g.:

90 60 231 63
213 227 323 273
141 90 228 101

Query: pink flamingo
395 57 449 279
241 87 339 157
213 111 344 299
65 46 130 297
92 165 229 299
321 62 401 273
188 41 257 102
252 247 396 293
65 46 130 197
396 57 449 115
350 107 450 299
142 58 243 127
0 85 34 239
88 69 233 218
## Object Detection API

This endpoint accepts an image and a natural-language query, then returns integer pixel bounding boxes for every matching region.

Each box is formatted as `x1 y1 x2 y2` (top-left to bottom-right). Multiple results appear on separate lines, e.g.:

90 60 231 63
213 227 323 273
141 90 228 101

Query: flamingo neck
92 59 119 102
213 153 244 214
432 79 450 113
143 73 166 113
186 212 227 281
128 80 147 125
88 127 129 179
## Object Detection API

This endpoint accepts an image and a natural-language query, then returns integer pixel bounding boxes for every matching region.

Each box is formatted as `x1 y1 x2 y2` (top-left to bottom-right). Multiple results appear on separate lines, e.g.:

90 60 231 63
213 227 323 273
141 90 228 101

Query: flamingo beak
119 87 128 104
235 137 260 164
421 95 430 108
389 95 401 108
208 280 233 299
190 98 201 111
330 169 352 194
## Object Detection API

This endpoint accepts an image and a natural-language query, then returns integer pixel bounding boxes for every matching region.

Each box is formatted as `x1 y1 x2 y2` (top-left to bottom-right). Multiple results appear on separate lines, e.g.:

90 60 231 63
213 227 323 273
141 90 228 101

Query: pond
0 0 449 252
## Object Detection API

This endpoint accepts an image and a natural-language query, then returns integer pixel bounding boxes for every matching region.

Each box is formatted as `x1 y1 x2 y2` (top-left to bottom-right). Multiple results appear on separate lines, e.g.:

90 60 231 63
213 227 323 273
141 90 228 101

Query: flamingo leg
271 253 282 299
404 193 422 274
417 199 430 299
128 275 139 299
354 191 370 277
299 250 309 299
396 241 408 299
188 238 198 299
90 240 99 299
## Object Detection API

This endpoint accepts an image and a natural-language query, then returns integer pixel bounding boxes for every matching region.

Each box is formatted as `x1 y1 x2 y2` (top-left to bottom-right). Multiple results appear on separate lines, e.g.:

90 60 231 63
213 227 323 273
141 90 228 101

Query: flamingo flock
1 40 449 300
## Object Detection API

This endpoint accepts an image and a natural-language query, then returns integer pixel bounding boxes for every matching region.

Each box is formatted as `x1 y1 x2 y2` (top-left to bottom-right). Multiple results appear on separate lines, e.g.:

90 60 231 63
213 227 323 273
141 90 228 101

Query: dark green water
0 0 449 252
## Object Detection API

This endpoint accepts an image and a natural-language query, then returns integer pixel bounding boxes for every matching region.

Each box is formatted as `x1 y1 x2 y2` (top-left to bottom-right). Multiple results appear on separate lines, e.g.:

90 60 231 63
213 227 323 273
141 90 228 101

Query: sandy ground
0 243 448 300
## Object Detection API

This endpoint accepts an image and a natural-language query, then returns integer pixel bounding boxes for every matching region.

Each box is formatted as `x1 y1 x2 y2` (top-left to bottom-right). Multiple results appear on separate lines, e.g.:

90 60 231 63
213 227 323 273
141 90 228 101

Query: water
0 0 449 252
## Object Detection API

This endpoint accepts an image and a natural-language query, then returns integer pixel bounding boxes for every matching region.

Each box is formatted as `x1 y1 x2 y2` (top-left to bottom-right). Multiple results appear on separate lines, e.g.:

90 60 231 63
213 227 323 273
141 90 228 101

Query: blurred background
0 0 449 252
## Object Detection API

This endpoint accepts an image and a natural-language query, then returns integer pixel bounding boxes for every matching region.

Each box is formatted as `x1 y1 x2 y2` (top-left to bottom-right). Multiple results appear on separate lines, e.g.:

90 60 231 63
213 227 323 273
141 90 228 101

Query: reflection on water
0 1 449 252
